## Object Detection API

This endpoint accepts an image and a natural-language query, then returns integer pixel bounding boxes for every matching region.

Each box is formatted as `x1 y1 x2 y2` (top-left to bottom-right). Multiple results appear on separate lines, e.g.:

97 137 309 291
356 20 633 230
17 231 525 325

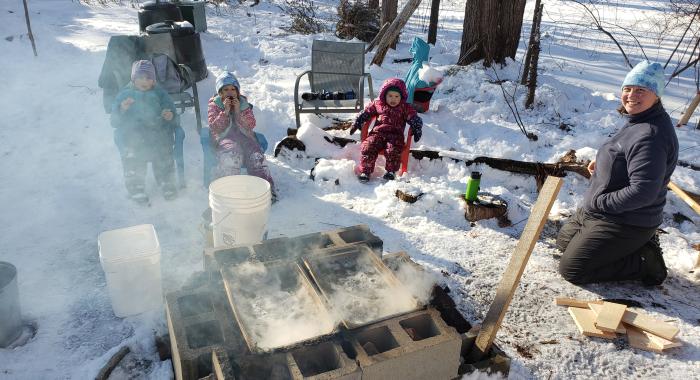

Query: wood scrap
588 302 627 334
620 309 680 341
554 297 603 308
593 302 627 333
567 307 616 339
668 181 700 216
626 325 664 353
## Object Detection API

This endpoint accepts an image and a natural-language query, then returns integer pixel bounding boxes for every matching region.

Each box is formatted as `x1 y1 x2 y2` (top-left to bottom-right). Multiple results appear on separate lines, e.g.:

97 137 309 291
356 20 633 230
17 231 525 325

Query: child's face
385 90 401 107
134 77 155 91
219 85 238 99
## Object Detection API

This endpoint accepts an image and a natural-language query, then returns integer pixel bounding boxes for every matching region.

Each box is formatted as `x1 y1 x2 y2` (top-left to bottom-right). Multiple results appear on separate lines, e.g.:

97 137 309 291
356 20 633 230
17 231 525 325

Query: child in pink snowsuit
349 78 423 182
207 72 275 190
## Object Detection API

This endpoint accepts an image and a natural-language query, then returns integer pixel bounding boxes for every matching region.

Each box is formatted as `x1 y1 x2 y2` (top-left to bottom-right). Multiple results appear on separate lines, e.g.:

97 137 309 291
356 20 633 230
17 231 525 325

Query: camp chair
294 40 375 129
98 34 203 188
360 117 413 176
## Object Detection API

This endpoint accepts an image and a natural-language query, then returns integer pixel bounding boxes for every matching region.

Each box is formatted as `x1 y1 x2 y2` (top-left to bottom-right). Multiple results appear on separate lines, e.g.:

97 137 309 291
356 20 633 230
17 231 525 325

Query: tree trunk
369 0 379 9
372 0 423 66
521 0 542 85
458 0 526 67
428 0 440 45
381 0 399 49
23 0 37 57
525 2 543 109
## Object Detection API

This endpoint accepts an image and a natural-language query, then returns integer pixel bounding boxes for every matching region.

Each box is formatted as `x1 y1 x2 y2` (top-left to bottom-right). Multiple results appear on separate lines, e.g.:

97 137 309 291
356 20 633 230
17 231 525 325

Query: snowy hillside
0 0 699 379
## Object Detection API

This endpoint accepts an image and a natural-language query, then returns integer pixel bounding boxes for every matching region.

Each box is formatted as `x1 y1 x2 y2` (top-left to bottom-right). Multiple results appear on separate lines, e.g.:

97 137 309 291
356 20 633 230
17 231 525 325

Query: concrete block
287 341 361 380
203 225 383 277
211 348 235 380
234 353 292 379
326 225 382 257
203 245 253 274
166 286 247 380
349 308 462 380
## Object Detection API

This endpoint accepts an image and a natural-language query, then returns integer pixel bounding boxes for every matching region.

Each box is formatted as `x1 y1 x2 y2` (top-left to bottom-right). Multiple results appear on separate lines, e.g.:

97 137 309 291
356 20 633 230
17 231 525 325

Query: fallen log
409 150 591 181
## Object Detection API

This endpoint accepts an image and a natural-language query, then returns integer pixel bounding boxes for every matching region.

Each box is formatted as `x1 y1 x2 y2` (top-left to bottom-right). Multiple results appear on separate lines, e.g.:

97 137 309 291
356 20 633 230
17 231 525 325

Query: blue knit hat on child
621 60 665 98
216 72 240 94
131 60 156 82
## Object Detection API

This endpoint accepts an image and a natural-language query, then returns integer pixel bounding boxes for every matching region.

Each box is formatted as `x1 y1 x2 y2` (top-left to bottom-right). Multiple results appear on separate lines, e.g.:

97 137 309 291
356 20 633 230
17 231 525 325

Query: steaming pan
221 260 338 353
302 245 419 329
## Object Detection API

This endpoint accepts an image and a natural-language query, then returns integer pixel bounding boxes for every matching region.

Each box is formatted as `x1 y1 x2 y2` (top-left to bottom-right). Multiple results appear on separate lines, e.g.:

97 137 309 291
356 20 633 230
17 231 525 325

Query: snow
0 0 699 379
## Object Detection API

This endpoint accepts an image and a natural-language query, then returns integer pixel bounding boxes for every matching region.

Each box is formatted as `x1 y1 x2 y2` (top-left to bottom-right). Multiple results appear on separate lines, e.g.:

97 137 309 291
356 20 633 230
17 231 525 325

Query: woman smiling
556 61 679 286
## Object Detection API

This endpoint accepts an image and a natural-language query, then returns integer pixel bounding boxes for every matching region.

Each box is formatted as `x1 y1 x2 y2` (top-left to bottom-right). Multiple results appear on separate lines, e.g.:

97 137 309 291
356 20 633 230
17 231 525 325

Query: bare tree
458 0 527 67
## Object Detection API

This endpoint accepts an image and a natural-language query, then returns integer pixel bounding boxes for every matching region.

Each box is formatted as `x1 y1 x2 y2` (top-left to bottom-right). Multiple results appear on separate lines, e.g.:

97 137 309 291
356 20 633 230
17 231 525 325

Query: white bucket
209 175 271 247
98 224 163 317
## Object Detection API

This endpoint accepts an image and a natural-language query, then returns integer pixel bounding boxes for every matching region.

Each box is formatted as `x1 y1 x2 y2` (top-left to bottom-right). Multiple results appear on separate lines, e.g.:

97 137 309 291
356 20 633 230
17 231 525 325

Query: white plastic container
209 175 271 247
98 224 163 317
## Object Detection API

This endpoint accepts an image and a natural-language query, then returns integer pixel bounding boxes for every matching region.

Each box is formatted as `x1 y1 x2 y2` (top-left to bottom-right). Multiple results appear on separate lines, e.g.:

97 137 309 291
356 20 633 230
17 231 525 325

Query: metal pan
222 260 338 353
303 245 419 329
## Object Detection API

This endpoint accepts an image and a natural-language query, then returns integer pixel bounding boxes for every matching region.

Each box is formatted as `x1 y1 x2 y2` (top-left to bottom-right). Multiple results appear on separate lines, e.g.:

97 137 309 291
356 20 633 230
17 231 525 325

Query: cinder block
203 245 253 274
166 286 247 380
211 348 235 380
287 341 361 380
349 308 462 380
326 225 383 257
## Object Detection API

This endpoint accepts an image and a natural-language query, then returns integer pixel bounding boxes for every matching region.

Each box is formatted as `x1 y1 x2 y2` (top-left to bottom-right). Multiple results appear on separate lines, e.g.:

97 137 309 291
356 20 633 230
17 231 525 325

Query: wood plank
588 303 627 334
590 303 680 341
621 309 680 341
626 324 681 350
466 176 563 362
568 307 617 339
593 302 627 332
668 181 700 216
554 297 603 308
627 325 664 353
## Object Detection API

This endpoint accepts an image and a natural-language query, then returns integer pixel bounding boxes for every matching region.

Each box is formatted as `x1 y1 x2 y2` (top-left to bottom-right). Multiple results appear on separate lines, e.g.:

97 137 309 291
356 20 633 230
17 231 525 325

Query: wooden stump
463 195 511 227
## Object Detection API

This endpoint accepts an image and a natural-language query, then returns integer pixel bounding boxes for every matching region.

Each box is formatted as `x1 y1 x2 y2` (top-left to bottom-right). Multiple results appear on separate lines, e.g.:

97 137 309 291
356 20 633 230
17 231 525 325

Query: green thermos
465 171 481 201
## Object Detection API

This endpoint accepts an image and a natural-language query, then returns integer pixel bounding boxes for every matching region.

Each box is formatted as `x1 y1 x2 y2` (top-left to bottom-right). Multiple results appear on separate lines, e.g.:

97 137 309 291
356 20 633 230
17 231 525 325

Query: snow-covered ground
1 0 699 378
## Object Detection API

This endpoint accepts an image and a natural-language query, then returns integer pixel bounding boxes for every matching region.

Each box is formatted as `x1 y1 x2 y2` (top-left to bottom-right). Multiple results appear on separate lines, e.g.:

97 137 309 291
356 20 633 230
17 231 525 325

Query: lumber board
466 176 563 362
625 323 682 349
677 91 700 127
590 303 680 341
627 325 664 353
568 307 616 339
554 297 603 308
593 302 627 332
668 181 700 216
588 303 627 334
621 309 680 341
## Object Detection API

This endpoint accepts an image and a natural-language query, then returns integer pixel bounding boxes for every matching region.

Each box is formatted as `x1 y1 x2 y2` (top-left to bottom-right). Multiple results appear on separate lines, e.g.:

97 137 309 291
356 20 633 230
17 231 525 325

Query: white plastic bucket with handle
98 224 163 317
209 175 271 247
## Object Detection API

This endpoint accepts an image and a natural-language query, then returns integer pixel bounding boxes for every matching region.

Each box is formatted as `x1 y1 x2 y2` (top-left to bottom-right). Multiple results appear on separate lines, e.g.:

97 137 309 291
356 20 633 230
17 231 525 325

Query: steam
226 262 336 351
311 252 427 327
393 260 438 305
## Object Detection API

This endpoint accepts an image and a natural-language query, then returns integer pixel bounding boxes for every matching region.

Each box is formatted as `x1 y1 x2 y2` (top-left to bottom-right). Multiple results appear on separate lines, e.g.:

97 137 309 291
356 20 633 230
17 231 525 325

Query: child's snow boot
358 172 370 183
383 171 396 181
130 192 150 205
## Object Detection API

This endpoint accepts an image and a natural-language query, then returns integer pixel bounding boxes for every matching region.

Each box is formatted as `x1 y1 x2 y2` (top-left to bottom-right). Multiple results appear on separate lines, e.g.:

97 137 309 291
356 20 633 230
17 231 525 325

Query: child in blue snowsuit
111 60 178 204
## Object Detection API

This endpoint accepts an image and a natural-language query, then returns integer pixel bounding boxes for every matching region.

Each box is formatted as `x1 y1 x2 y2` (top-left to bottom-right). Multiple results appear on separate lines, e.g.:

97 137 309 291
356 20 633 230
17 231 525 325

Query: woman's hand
587 160 596 176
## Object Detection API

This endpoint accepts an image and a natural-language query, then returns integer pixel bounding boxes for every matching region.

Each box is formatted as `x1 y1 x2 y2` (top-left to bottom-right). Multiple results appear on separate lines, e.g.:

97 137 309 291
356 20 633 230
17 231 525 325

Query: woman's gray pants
556 208 657 284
